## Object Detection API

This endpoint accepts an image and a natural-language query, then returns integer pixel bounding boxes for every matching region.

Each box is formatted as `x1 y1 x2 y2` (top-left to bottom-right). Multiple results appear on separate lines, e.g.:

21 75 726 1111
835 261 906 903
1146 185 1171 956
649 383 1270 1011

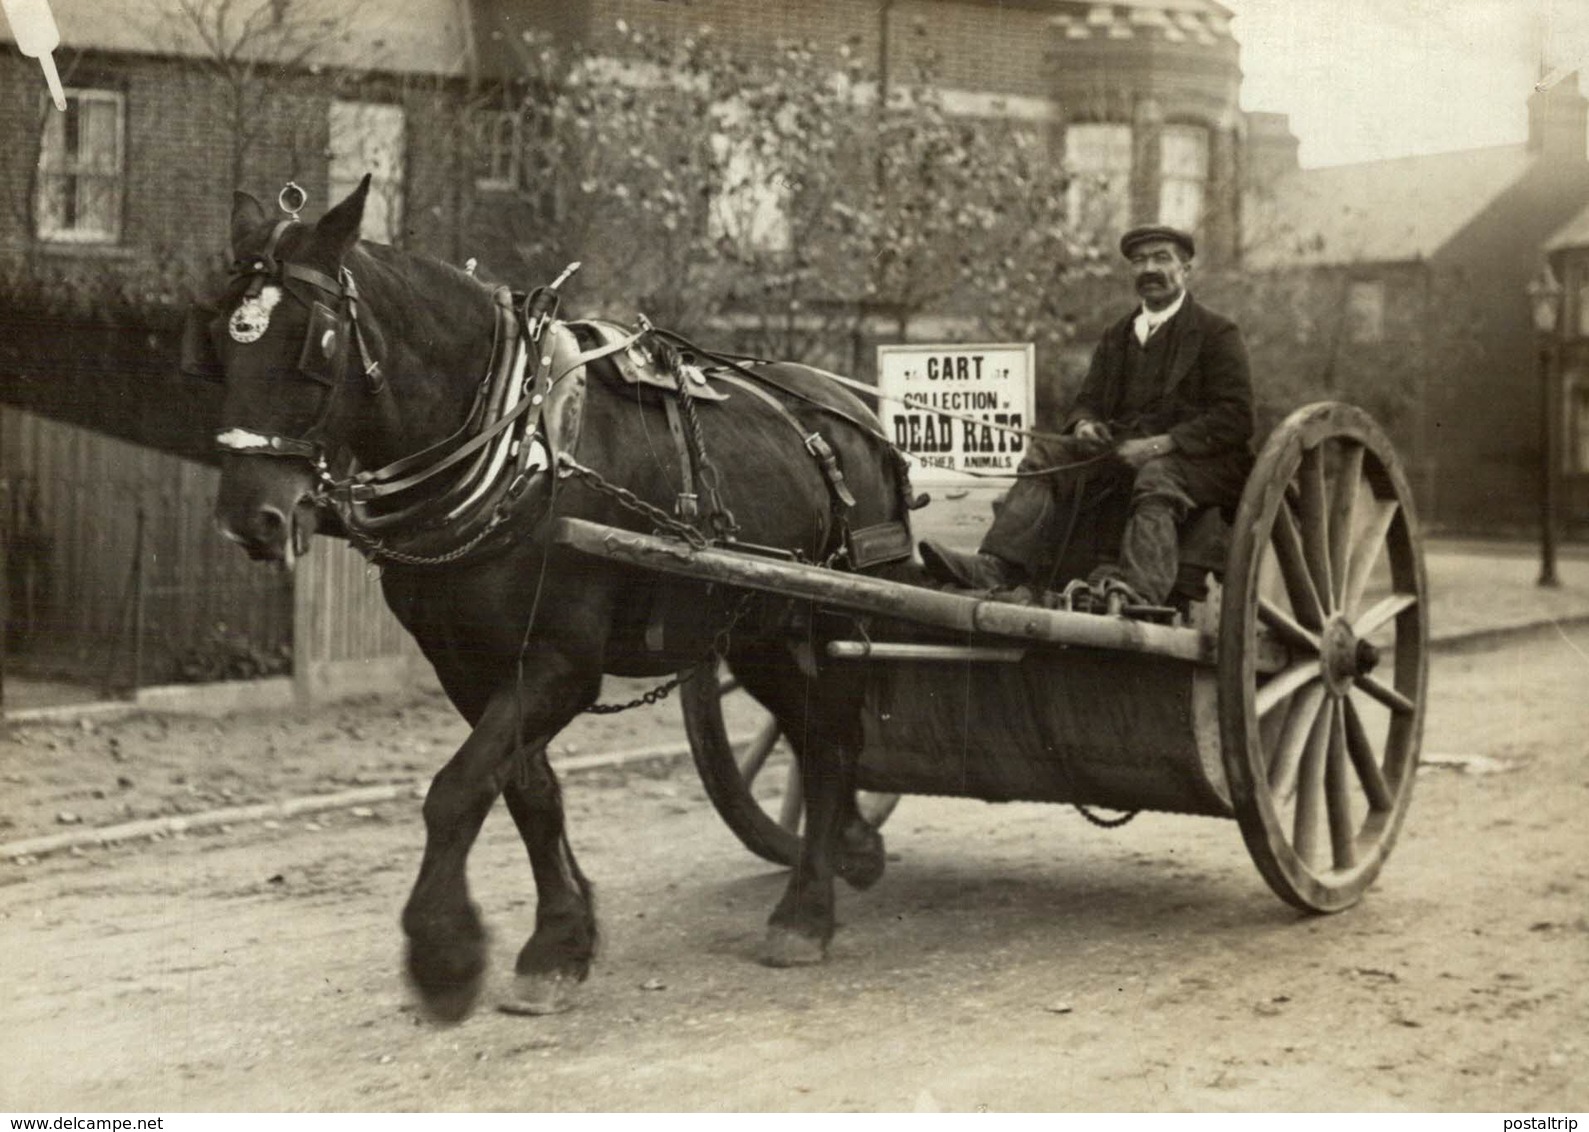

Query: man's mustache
1136 273 1168 288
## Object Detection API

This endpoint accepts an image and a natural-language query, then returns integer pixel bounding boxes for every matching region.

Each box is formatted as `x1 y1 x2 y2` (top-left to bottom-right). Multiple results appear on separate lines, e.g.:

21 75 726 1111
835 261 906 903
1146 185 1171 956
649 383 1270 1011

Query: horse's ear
315 174 371 256
230 191 270 259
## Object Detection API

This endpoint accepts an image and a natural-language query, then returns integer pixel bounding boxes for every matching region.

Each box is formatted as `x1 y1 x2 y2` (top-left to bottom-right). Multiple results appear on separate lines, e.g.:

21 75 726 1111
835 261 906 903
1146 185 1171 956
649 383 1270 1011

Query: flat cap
1119 225 1195 259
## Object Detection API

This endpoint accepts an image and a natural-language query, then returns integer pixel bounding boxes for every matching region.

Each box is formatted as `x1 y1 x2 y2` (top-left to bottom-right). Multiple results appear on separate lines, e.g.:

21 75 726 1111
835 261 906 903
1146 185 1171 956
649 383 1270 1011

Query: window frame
1344 278 1386 345
1063 121 1132 236
34 86 126 245
472 107 522 193
1158 122 1209 233
328 99 407 246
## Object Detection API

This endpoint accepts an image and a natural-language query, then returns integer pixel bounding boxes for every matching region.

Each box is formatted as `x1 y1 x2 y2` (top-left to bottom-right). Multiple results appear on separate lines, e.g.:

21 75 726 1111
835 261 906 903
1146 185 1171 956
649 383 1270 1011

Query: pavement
1422 539 1589 644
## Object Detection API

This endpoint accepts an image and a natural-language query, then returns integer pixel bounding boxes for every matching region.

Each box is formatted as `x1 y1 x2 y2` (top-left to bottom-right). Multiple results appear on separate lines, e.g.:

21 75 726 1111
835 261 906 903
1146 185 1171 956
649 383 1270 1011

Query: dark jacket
1063 295 1254 460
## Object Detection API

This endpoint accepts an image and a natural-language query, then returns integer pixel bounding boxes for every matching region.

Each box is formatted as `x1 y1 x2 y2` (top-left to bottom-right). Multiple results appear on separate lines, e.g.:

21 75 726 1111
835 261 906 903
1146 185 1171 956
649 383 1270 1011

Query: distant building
1244 74 1589 533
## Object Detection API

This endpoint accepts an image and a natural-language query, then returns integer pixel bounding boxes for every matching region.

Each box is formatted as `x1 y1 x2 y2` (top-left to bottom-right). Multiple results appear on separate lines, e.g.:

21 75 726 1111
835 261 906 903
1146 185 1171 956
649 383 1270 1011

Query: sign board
876 342 1035 485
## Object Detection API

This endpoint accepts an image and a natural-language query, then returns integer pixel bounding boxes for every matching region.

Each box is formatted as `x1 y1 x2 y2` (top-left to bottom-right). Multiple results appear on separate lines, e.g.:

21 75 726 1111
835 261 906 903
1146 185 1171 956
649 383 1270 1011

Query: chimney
1243 110 1300 188
1527 71 1588 162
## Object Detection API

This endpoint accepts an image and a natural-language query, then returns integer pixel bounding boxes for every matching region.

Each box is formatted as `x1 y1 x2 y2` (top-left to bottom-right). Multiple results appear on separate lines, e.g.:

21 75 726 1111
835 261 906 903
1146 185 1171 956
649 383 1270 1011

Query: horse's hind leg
498 751 597 1016
731 644 865 967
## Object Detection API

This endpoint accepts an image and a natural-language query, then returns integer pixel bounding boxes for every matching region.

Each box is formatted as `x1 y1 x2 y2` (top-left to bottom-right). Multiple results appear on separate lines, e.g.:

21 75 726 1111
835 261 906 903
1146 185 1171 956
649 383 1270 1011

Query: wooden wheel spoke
1256 660 1321 719
1353 592 1417 639
1342 498 1399 617
777 764 804 832
1258 597 1322 654
1325 702 1357 870
737 718 781 783
1343 696 1394 812
1356 673 1417 716
1298 445 1335 612
1271 504 1326 631
1292 694 1331 868
1328 444 1364 609
1223 405 1427 912
1269 683 1327 799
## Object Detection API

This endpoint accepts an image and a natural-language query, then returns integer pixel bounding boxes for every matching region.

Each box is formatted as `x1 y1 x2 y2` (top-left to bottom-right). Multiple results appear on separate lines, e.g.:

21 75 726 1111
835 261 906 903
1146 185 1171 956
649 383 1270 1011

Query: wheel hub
1319 617 1372 694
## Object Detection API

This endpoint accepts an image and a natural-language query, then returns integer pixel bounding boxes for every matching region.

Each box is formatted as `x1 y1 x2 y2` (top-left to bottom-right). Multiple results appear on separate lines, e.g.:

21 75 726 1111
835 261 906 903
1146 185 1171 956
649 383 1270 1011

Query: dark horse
201 177 917 1021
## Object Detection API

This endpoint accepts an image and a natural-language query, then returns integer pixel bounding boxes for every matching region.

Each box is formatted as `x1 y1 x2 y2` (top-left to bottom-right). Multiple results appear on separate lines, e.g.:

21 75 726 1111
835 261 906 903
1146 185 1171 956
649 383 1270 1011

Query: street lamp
1527 262 1563 587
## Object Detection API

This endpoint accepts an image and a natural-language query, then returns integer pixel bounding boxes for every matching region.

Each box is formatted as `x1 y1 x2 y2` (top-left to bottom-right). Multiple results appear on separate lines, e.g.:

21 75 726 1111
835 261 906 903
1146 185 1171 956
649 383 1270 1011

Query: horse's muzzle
214 456 319 567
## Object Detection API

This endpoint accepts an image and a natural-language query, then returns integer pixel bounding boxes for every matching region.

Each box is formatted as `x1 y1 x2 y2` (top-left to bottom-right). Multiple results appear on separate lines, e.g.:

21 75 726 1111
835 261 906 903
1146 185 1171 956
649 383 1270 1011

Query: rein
645 327 1115 482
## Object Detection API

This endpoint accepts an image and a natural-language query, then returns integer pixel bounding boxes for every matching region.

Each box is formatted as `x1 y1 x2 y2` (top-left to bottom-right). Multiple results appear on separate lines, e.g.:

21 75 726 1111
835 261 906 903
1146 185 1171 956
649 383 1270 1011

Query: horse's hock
575 401 1429 915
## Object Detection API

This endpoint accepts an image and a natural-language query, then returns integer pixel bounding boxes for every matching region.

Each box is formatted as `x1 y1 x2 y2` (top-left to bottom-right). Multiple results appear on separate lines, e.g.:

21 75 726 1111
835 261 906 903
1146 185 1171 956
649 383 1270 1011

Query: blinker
298 300 344 384
179 304 226 382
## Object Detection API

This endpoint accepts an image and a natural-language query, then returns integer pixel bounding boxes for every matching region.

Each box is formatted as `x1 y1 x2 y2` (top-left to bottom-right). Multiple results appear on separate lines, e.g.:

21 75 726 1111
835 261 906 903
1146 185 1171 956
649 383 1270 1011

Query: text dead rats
892 412 1026 453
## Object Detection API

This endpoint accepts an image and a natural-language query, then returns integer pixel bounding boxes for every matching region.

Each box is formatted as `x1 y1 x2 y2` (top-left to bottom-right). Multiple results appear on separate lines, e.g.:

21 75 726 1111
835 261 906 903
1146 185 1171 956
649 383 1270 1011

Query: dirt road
2 627 1585 1112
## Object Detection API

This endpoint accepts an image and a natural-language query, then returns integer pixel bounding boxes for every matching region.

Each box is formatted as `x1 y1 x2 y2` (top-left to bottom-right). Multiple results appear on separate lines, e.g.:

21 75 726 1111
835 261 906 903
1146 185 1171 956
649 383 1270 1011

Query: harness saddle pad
569 319 730 402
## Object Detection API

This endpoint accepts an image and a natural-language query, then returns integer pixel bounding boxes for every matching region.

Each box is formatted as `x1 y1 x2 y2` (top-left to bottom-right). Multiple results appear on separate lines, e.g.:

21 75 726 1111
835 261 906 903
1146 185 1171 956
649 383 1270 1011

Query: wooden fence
1 407 428 703
293 537 430 705
1 407 292 687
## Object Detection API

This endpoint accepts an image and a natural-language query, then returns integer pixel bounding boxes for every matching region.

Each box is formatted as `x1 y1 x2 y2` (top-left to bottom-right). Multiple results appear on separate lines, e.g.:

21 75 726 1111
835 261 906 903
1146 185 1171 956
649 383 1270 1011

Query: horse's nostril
256 505 288 540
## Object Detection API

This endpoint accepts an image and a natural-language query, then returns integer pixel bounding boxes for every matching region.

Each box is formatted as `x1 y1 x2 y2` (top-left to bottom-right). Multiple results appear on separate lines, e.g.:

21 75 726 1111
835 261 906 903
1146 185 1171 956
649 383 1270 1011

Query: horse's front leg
498 749 597 1016
401 663 596 1022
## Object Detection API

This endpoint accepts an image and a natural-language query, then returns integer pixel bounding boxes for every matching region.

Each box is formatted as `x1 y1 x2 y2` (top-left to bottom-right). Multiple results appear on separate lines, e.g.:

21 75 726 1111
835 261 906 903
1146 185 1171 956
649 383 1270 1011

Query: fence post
131 506 147 689
292 537 314 709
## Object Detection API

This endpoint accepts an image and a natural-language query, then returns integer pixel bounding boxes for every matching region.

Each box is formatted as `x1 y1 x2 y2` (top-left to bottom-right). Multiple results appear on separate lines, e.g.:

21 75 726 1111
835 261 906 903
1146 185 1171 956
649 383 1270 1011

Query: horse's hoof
410 980 482 1025
837 826 887 891
500 972 578 1016
760 927 828 968
405 939 486 1024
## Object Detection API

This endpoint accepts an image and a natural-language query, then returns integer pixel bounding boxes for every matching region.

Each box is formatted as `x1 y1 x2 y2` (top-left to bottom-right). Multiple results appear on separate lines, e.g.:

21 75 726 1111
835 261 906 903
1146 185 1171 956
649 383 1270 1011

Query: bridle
200 216 387 475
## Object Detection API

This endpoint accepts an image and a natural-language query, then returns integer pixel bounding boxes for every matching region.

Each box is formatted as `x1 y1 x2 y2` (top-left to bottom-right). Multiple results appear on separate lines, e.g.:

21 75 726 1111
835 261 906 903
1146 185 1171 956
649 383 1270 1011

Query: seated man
921 224 1254 607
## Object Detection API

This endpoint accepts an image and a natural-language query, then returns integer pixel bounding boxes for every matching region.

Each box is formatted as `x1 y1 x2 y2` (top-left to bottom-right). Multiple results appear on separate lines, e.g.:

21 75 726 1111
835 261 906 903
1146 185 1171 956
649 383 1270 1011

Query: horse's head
196 176 376 567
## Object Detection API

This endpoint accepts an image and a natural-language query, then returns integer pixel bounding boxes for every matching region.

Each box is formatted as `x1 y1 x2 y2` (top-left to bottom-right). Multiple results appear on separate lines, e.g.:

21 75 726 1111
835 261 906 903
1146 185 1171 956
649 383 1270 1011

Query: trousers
980 434 1249 604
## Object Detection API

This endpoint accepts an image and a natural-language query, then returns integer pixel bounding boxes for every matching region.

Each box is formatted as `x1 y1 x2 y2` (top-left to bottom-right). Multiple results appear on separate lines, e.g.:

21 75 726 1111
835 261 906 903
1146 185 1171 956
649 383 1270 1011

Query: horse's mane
346 239 499 349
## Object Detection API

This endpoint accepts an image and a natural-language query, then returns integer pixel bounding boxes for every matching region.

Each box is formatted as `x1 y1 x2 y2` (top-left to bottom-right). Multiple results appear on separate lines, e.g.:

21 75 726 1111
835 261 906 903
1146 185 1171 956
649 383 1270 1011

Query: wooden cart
556 403 1428 913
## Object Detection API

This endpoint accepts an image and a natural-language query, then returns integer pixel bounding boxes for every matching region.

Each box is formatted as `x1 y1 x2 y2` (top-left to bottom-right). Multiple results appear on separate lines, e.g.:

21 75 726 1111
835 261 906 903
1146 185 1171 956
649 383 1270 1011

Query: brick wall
580 0 1056 100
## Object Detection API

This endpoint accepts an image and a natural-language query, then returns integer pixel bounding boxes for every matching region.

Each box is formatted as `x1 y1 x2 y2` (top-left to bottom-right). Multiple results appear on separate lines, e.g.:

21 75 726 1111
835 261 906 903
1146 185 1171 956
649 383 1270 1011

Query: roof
1245 144 1538 268
1 0 470 78
1047 0 1234 44
1545 197 1589 252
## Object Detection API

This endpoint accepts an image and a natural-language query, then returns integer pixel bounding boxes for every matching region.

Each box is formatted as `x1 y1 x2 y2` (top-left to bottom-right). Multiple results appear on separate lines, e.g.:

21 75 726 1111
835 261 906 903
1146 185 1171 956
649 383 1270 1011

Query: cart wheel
1219 403 1428 913
680 659 900 867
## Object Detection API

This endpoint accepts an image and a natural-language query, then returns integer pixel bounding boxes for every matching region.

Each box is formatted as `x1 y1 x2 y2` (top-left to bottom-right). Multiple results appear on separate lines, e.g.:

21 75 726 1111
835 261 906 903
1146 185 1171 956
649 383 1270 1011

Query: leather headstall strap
216 220 362 466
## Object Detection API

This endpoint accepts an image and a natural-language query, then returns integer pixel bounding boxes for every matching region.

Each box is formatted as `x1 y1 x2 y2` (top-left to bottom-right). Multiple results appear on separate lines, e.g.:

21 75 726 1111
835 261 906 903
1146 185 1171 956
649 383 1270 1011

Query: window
329 100 406 245
1064 123 1131 235
708 102 789 253
35 88 124 243
473 109 521 191
1565 371 1589 475
1345 279 1385 344
1159 124 1208 231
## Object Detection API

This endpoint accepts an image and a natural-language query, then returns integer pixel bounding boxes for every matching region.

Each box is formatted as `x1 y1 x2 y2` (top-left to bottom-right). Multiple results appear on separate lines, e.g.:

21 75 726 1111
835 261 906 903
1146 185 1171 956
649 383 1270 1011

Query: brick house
1244 74 1589 533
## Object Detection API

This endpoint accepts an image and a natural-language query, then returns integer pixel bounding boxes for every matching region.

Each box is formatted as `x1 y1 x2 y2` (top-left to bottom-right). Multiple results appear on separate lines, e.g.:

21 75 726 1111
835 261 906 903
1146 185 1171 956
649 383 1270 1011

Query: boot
919 540 1023 590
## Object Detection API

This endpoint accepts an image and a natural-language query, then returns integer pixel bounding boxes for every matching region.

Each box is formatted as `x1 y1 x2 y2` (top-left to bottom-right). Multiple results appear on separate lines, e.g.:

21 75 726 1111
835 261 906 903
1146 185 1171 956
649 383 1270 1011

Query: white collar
1133 290 1187 344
